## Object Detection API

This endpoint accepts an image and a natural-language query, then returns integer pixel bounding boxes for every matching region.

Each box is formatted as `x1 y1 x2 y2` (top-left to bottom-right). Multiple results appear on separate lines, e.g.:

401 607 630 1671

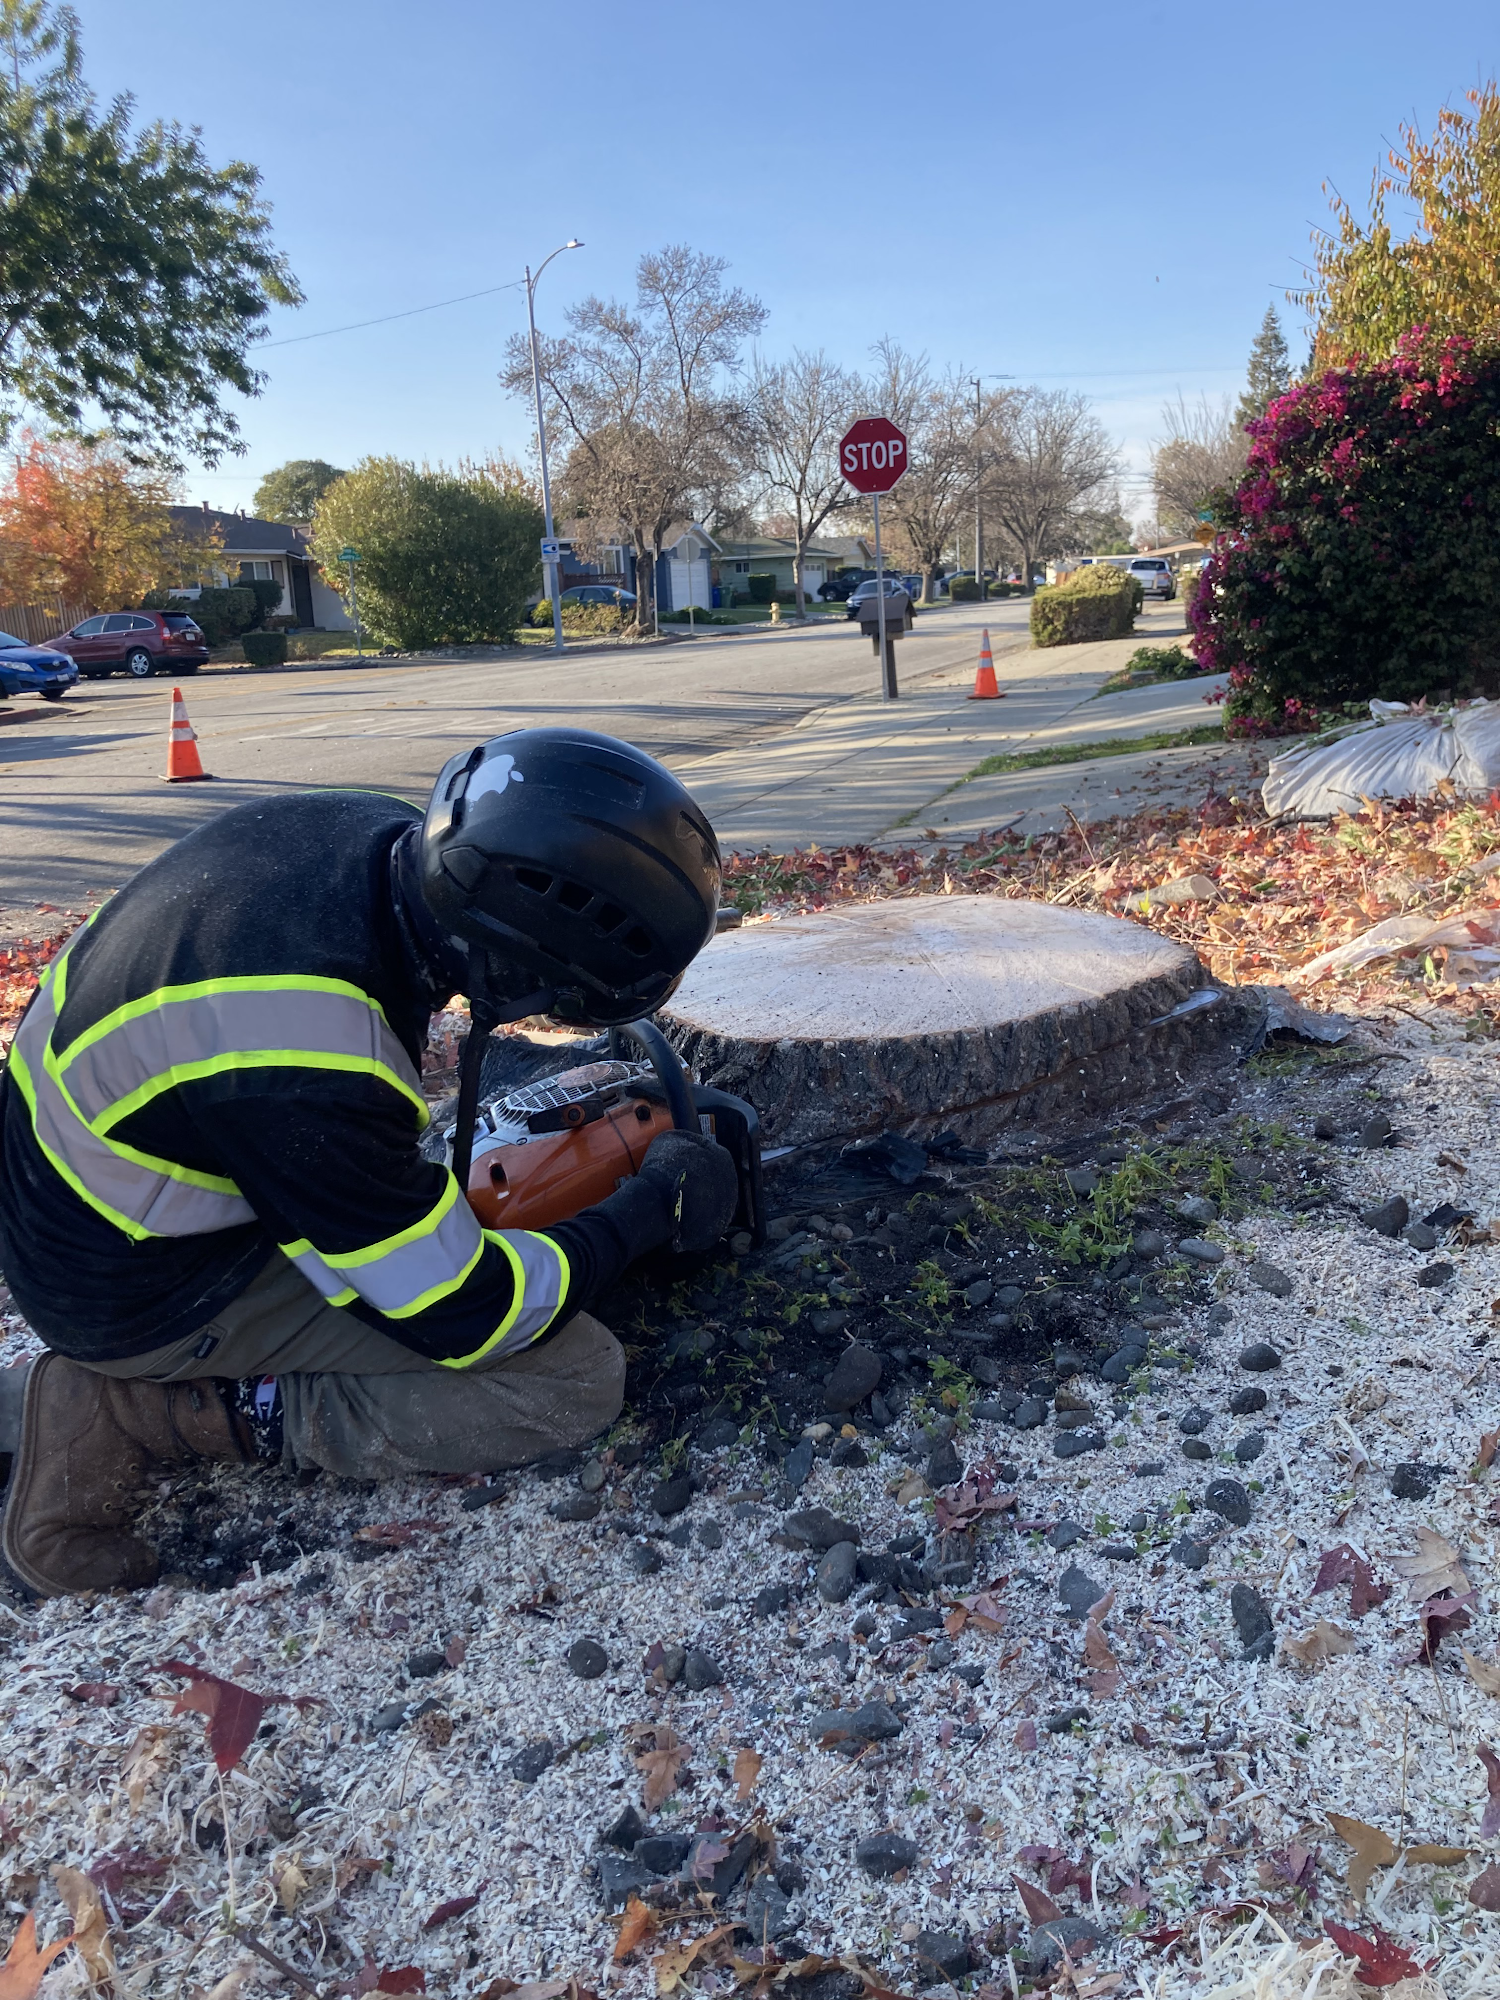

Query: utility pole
972 377 985 602
524 239 583 656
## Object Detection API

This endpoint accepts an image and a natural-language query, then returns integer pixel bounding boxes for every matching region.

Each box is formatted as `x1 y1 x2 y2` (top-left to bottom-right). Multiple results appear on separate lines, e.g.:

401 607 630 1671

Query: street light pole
972 377 985 603
525 239 582 656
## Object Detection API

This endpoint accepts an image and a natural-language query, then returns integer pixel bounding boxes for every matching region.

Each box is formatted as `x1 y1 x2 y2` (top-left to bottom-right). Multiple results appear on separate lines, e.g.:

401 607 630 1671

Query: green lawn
963 722 1228 781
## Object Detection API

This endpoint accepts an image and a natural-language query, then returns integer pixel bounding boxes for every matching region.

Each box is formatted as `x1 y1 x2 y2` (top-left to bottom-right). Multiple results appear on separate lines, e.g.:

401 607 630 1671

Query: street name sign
839 417 909 495
338 546 361 563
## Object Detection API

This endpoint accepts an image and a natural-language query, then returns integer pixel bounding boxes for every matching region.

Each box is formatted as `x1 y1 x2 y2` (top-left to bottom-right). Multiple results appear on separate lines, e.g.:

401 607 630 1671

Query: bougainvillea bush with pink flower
1189 332 1500 734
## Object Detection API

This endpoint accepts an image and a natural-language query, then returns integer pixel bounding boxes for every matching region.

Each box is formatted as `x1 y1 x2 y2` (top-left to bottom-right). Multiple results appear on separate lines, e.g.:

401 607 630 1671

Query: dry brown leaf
654 1923 739 1995
613 1896 657 1963
733 1748 763 1803
274 1857 309 1913
894 1474 930 1505
1283 1619 1357 1671
1480 1428 1500 1472
52 1866 113 1984
1465 1649 1500 1696
1391 1525 1469 1600
1402 1844 1473 1868
1083 1590 1118 1672
633 1725 690 1812
121 1724 172 1811
0 1915 73 2000
1327 1813 1398 1901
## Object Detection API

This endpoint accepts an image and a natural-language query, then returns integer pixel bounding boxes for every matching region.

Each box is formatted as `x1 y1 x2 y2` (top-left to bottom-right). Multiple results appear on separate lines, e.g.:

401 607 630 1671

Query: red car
60 610 210 680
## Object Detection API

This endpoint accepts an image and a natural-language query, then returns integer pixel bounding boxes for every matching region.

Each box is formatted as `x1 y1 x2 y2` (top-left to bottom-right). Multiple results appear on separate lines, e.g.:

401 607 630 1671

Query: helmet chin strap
448 971 559 1194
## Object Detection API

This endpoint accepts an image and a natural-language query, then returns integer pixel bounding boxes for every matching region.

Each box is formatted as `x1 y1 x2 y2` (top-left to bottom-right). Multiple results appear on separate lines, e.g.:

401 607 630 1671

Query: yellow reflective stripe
437 1231 571 1369
381 1234 486 1319
277 1180 486 1320
318 1174 461 1270
54 972 396 1070
6 1039 154 1243
93 1050 428 1135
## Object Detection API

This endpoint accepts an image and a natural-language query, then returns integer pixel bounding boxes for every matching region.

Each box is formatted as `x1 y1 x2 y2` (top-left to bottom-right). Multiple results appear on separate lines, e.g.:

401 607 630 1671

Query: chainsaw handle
607 1018 697 1134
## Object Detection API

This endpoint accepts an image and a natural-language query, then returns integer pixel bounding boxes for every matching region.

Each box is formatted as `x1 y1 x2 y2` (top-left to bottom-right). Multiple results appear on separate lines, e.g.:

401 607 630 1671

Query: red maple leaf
1324 1921 1426 1987
159 1660 319 1774
1313 1543 1390 1618
422 1885 486 1929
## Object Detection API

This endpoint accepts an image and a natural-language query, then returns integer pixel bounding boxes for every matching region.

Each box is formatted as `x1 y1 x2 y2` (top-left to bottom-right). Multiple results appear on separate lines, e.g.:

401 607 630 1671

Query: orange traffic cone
164 685 212 782
968 628 1005 699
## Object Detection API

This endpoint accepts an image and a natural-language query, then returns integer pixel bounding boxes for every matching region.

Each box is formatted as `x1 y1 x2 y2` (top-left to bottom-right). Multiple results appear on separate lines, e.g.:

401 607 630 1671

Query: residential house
167 505 351 629
712 533 852 602
549 521 719 611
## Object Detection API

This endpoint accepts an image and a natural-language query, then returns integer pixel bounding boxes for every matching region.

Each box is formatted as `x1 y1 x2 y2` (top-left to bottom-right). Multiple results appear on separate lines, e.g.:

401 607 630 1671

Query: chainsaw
441 1018 765 1248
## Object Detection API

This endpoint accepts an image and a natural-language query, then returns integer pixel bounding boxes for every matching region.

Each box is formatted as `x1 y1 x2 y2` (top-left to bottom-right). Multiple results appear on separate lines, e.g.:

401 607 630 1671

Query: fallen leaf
1469 1861 1500 1910
1410 1589 1477 1663
353 1521 444 1548
443 1635 467 1669
1402 1844 1472 1868
1464 1649 1500 1696
1391 1525 1469 1599
1283 1619 1356 1670
1323 1920 1424 1988
0 1914 73 2000
1478 1745 1500 1838
1326 1813 1398 1900
1083 1592 1118 1670
372 1972 425 1997
733 1748 763 1802
52 1866 113 1983
894 1474 930 1505
62 1683 120 1708
87 1851 169 1903
1312 1543 1390 1618
1013 1719 1037 1751
631 1724 690 1812
1480 1428 1500 1471
1010 1873 1063 1926
159 1660 316 1775
423 1886 484 1928
121 1725 172 1811
933 1477 1017 1534
688 1838 730 1884
943 1582 1008 1638
653 1922 738 1994
274 1858 308 1914
198 1970 255 2000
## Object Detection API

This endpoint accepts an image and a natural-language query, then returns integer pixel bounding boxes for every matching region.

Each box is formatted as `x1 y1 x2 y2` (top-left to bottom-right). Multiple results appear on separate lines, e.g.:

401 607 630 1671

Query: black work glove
636 1130 741 1255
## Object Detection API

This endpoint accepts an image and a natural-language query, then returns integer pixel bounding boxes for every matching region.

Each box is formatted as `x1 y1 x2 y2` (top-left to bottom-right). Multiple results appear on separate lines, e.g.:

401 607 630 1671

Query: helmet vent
514 867 553 895
557 881 593 914
623 925 652 957
595 901 625 933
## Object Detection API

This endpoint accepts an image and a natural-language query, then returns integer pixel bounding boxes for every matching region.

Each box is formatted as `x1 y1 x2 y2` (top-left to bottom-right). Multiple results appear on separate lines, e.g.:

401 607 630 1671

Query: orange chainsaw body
464 1092 677 1230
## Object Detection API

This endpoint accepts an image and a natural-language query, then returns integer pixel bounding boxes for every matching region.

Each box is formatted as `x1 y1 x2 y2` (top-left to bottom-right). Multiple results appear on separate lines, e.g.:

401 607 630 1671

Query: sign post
338 546 364 657
838 417 909 700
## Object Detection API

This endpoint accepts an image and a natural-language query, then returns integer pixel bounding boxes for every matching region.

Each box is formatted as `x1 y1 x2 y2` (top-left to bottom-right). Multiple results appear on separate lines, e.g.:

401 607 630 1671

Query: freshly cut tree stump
661 896 1231 1149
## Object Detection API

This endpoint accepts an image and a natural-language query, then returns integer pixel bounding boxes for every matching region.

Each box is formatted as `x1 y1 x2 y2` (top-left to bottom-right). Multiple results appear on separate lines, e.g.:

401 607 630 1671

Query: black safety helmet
418 727 721 1027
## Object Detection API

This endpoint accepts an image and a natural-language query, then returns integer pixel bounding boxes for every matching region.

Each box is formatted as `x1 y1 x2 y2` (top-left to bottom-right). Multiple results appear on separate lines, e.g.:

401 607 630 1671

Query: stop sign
839 417 909 495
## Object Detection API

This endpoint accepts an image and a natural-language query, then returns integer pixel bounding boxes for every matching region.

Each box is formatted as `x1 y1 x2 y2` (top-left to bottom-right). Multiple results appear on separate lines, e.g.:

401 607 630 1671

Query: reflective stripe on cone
165 685 212 781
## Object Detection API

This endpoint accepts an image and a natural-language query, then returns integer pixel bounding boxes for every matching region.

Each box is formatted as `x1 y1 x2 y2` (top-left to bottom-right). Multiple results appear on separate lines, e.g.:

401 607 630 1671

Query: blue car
0 632 78 701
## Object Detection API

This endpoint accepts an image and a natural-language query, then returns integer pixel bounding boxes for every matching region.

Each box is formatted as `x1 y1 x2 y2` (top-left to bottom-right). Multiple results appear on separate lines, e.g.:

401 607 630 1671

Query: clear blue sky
80 0 1500 525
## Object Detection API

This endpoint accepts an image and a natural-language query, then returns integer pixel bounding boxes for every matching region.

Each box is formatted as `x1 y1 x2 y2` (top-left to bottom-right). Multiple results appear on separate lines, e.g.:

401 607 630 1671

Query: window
103 615 136 632
129 615 155 629
239 560 275 582
73 617 106 635
733 561 749 573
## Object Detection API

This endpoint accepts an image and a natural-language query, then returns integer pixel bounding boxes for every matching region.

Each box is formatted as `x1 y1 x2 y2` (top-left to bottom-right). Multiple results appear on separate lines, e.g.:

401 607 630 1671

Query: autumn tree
1151 395 1249 540
503 246 765 633
865 340 980 601
1309 82 1500 365
0 0 300 465
0 434 215 607
1236 307 1293 427
253 459 345 522
984 388 1118 587
746 350 858 615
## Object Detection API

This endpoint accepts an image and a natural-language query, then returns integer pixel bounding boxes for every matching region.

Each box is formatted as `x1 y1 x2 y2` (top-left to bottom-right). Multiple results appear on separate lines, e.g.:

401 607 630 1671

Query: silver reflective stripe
57 985 422 1131
498 1230 567 1350
283 1186 483 1318
12 941 256 1237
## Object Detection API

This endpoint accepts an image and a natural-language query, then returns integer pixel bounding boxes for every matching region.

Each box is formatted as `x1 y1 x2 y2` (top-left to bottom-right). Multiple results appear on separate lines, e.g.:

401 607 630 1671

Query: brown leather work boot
1 1355 253 1598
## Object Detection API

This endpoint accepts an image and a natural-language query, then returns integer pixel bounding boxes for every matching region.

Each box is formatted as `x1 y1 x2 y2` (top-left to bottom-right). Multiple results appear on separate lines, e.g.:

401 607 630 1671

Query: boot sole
2 1353 68 1598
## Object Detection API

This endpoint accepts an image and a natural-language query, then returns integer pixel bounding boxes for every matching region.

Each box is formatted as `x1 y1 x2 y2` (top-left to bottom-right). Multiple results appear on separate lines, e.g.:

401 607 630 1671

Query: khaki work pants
86 1250 626 1478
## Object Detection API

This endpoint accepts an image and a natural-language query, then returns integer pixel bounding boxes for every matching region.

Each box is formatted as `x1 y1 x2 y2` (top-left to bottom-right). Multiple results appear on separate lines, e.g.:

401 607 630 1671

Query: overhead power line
259 278 528 350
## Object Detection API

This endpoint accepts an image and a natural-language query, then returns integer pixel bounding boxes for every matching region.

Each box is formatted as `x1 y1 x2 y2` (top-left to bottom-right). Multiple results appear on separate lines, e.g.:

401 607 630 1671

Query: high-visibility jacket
0 792 652 1366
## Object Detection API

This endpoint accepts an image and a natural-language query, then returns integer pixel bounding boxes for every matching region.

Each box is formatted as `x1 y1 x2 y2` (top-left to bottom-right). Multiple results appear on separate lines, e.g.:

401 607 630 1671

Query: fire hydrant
769 600 781 624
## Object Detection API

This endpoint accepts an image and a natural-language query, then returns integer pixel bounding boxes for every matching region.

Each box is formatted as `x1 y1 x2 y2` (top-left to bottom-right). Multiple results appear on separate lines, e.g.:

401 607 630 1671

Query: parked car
558 584 637 609
1112 556 1175 599
0 633 78 701
845 577 914 620
60 610 210 679
899 574 925 599
817 567 873 602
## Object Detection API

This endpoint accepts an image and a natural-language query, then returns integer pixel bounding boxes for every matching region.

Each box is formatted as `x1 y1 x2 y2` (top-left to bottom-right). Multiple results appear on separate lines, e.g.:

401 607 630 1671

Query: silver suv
1121 556 1175 600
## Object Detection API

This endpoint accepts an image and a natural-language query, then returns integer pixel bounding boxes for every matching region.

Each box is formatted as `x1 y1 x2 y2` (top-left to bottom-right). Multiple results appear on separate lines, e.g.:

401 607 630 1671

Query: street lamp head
565 238 582 249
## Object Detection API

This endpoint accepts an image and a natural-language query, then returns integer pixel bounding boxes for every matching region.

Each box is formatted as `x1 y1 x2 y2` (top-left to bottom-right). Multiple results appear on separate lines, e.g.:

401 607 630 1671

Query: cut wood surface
662 895 1223 1148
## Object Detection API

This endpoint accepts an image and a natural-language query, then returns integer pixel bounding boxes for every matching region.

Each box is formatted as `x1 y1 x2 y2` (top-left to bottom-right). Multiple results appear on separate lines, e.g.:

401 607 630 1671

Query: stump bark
661 895 1232 1149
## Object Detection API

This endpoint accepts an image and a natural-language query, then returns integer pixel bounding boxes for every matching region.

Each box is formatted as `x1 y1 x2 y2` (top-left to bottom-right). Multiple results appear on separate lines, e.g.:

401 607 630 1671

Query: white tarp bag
1261 698 1500 819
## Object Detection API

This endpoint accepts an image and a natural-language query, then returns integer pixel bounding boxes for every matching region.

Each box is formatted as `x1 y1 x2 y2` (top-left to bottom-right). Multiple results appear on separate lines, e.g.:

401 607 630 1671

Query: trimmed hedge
240 630 287 667
1030 565 1140 647
948 576 982 601
747 573 776 603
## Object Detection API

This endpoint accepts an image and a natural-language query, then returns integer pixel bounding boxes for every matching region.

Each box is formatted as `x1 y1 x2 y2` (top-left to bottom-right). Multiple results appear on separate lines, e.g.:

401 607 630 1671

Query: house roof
719 535 847 562
169 506 309 558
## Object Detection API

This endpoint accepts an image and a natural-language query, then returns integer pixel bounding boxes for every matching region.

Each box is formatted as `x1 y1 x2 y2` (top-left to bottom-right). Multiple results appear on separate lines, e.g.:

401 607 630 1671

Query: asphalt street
0 599 1029 909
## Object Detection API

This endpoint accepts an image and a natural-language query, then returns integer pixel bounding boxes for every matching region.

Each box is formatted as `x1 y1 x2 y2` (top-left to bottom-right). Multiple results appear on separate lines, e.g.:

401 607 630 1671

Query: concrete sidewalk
681 602 1232 851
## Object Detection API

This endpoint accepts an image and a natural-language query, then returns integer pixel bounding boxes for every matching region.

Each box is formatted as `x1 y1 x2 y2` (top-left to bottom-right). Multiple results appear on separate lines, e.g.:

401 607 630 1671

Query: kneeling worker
0 728 737 1597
